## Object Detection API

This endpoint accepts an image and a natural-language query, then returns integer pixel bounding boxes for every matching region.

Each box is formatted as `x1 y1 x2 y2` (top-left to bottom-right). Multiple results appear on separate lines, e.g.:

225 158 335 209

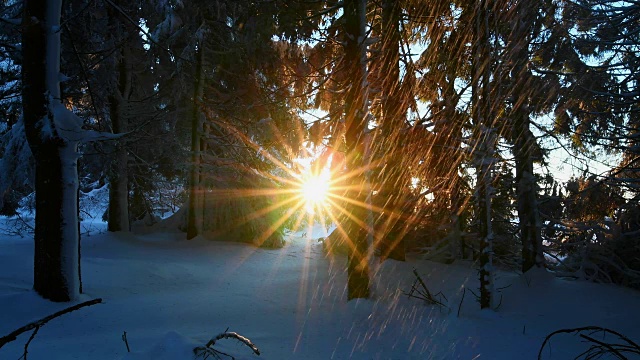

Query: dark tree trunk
343 0 370 300
449 175 463 259
78 188 82 294
107 43 131 232
509 1 543 273
200 122 210 232
377 0 406 262
476 165 493 309
186 43 205 240
22 0 81 302
472 0 495 310
441 68 465 261
32 151 70 301
515 122 543 273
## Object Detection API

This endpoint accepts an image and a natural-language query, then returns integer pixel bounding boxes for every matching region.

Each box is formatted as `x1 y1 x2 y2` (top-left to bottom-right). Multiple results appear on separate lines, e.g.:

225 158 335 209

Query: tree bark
107 38 131 232
343 0 370 300
449 175 463 259
515 122 543 272
22 0 81 302
472 0 495 310
509 1 544 273
377 0 406 262
186 43 205 240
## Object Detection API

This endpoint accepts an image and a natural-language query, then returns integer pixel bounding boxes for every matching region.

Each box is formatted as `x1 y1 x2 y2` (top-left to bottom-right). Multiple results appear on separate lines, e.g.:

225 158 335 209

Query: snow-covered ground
1 220 639 359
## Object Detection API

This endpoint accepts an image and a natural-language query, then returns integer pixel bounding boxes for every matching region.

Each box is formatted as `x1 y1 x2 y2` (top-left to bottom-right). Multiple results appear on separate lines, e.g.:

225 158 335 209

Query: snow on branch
194 330 260 359
0 17 21 26
49 100 123 144
0 119 33 210
538 326 640 360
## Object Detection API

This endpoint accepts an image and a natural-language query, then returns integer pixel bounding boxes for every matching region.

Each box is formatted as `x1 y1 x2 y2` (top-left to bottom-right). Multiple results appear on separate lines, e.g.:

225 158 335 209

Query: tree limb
0 298 102 349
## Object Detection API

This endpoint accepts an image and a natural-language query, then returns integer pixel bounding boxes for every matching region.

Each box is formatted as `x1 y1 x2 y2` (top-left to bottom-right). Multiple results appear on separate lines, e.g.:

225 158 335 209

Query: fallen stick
0 298 103 349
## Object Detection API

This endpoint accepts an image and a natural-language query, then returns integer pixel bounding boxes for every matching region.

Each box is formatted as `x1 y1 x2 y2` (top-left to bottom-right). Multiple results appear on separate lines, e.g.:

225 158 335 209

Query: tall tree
508 1 544 273
22 0 81 301
171 0 310 244
106 0 135 232
471 0 497 309
0 2 32 216
569 0 640 224
531 0 640 285
343 0 371 299
413 0 473 261
186 41 205 240
373 0 408 262
55 0 177 230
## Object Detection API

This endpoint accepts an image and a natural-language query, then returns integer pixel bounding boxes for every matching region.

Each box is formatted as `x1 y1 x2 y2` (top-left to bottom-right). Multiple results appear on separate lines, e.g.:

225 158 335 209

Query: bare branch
0 298 103 350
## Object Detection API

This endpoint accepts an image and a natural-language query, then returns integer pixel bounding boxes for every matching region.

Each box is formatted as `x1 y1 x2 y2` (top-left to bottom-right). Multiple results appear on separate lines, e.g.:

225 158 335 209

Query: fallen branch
194 330 260 359
20 324 40 360
457 287 466 317
0 298 103 350
538 326 640 360
403 269 447 308
1 298 102 360
122 331 131 353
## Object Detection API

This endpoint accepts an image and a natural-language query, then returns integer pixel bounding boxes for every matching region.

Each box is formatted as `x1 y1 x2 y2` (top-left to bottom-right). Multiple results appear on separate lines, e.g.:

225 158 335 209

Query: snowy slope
1 221 639 359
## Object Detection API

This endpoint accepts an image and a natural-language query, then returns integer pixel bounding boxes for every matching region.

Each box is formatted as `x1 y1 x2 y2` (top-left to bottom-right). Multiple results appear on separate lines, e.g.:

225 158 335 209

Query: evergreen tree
0 1 30 216
471 0 498 309
411 0 475 261
343 0 371 299
499 0 545 272
370 0 408 262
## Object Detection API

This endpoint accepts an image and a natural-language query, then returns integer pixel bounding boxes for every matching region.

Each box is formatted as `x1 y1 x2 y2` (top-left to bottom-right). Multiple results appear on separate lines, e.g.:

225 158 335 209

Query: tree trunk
377 0 406 262
509 1 544 273
22 0 81 302
107 42 131 232
476 147 495 310
515 122 543 272
449 175 463 259
472 0 495 310
343 0 370 300
186 43 205 240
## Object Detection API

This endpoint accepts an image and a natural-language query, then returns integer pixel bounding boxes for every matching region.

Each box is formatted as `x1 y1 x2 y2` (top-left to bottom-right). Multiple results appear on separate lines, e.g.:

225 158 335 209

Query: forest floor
1 219 639 359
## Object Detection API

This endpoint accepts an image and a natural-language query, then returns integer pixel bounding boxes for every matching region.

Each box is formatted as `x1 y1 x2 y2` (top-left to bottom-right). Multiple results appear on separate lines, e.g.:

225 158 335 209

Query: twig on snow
457 287 466 317
0 298 103 350
1 298 102 360
538 326 640 360
194 329 260 359
122 331 131 352
403 269 448 308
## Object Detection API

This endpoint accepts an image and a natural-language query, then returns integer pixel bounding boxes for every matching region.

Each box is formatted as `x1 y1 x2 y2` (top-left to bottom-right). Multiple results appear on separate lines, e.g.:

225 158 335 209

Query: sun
300 171 331 211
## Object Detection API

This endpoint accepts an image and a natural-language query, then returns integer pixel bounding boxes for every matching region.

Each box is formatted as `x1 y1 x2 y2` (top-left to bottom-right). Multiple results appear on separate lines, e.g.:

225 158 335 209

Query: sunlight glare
300 172 331 212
